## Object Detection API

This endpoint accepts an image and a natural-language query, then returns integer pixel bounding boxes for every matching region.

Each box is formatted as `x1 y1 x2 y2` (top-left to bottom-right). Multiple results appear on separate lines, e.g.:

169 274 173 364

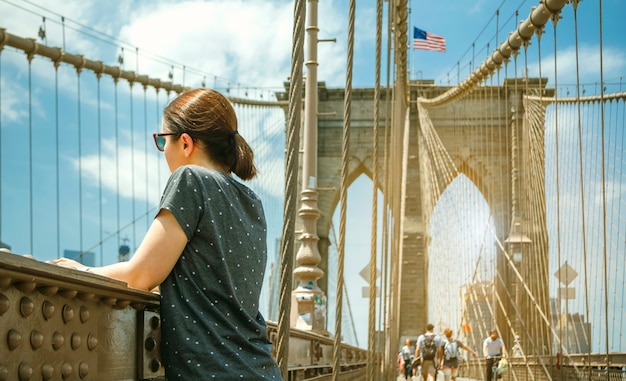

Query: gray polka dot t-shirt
159 165 281 380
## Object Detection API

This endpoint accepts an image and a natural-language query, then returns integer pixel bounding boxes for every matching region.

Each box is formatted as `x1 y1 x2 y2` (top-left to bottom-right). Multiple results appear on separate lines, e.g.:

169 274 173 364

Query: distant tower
266 237 281 321
118 238 131 262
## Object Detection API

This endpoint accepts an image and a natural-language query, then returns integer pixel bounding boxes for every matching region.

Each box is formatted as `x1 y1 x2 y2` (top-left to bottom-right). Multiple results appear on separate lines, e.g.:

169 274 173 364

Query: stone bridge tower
277 78 551 353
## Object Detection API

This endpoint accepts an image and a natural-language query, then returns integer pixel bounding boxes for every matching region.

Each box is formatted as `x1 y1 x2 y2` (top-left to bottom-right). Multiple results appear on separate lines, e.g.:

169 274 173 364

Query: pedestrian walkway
396 376 479 381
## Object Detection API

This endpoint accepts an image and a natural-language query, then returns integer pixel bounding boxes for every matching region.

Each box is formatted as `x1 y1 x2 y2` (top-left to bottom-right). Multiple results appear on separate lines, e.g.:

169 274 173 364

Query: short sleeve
159 166 204 240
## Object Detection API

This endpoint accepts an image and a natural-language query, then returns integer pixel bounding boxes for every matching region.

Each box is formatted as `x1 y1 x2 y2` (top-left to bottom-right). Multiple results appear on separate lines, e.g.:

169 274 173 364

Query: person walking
483 329 508 381
440 327 478 381
53 88 283 380
400 338 415 380
414 324 443 381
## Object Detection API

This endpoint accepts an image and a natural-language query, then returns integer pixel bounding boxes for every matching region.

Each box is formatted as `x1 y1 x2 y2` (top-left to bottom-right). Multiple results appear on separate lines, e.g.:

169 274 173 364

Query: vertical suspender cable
156 90 163 191
530 47 548 359
368 0 383 379
77 65 84 260
115 79 121 252
381 3 393 377
596 0 610 369
550 11 564 364
571 2 591 372
130 82 136 251
616 79 625 349
521 38 532 355
332 1 354 379
495 8 507 284
277 0 305 377
144 86 150 231
27 53 34 254
97 74 103 265
494 13 511 361
54 60 60 259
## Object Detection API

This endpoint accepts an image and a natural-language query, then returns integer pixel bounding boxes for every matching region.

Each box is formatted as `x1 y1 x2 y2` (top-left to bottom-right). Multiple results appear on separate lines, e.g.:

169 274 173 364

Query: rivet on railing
18 363 33 381
15 281 37 294
78 362 89 379
42 300 55 320
131 302 146 310
20 297 34 317
38 286 59 296
0 364 7 381
87 333 98 351
41 364 54 380
62 305 74 323
145 336 156 351
59 290 78 299
150 315 160 330
7 329 23 350
0 277 12 290
52 331 65 350
71 333 82 350
150 359 161 373
30 330 44 349
61 363 72 379
78 292 95 302
79 306 90 323
101 298 117 306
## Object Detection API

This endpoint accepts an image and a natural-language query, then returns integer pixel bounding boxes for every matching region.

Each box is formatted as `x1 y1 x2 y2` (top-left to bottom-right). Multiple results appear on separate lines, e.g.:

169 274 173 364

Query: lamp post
290 0 327 333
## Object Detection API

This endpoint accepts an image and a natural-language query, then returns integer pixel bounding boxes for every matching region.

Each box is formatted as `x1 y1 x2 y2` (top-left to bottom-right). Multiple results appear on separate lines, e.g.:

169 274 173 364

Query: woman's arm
53 209 187 292
462 343 478 357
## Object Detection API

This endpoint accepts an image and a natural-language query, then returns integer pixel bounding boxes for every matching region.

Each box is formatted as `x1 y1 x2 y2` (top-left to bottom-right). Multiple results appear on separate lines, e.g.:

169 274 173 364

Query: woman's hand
51 257 90 271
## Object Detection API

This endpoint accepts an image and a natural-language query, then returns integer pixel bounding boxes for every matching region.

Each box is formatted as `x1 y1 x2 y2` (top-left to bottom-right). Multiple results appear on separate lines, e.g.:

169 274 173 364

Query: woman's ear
180 133 194 155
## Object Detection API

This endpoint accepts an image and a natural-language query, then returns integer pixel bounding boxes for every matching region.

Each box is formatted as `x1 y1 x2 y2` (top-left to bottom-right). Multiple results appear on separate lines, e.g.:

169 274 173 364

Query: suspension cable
332 0 354 378
276 0 305 377
367 0 383 379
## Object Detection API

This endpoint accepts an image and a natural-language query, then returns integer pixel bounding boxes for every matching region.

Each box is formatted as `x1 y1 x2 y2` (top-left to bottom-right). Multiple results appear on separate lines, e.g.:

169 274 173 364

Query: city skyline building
63 249 96 267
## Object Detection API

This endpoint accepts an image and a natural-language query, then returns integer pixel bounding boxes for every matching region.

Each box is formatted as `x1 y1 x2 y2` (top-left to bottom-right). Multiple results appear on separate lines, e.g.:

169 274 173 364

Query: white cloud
115 1 294 89
528 44 626 86
73 137 167 204
0 78 28 122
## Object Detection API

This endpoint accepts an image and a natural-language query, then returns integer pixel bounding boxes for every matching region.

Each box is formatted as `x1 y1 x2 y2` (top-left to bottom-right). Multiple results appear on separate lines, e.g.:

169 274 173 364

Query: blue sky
1 0 625 349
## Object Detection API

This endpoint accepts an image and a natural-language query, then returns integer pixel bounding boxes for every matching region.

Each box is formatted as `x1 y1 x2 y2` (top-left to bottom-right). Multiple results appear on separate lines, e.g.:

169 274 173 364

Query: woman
440 327 477 381
54 88 282 380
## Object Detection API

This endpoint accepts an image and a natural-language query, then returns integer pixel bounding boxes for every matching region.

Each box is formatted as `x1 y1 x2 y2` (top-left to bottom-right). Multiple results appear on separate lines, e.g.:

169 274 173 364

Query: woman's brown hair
163 88 257 180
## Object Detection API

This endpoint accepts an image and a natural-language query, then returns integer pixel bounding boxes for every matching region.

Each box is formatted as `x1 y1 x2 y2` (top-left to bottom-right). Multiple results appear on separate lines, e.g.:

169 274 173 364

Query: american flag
413 27 446 52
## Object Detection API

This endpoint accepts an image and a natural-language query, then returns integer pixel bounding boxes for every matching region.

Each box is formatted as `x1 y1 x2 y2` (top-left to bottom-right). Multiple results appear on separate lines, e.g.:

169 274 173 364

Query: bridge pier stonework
278 78 551 357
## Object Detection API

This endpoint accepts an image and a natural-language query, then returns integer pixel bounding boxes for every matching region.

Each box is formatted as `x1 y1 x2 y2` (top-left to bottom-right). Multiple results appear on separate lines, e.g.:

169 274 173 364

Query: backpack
444 339 459 360
422 335 437 360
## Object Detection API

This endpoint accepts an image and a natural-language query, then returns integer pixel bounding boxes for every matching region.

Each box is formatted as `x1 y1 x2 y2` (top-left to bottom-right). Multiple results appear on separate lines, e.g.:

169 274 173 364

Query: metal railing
0 250 369 380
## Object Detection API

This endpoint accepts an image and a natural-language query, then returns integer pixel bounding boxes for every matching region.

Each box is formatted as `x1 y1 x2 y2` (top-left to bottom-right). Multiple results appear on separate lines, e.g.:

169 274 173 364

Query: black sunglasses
152 132 177 152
